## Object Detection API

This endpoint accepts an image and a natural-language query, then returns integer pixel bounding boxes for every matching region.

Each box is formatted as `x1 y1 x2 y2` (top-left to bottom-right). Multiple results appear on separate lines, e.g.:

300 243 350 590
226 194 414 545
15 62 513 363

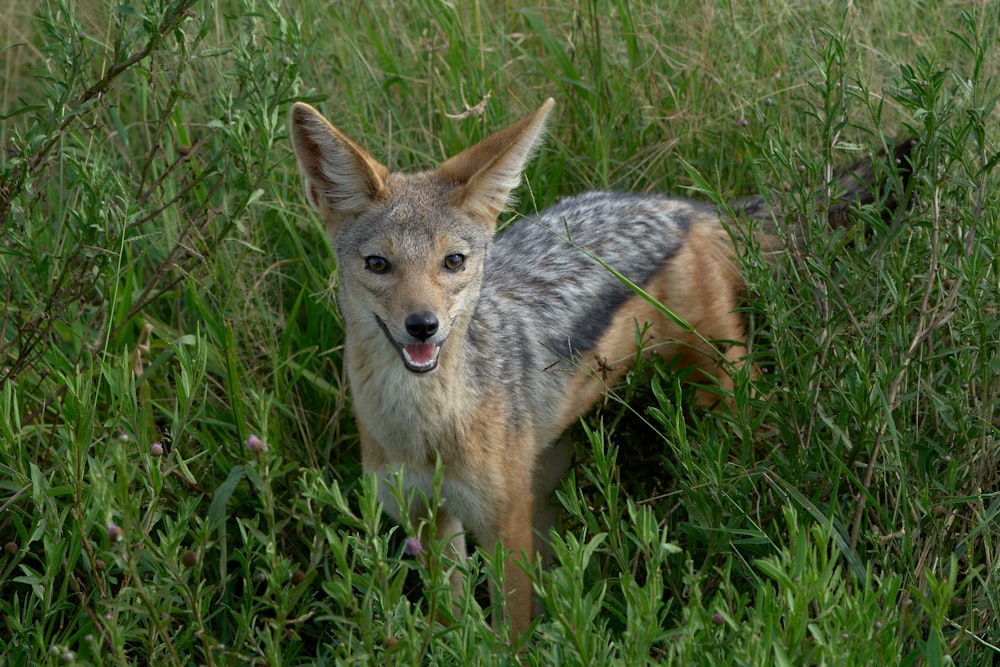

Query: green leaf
208 465 245 535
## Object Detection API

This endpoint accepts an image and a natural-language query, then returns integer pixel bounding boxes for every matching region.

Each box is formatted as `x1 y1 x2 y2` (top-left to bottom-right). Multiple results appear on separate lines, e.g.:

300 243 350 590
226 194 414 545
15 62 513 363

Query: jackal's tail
731 137 917 245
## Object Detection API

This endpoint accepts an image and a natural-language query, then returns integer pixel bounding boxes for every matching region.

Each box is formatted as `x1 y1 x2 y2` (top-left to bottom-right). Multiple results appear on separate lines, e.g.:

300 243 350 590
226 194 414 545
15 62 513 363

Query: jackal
289 98 911 634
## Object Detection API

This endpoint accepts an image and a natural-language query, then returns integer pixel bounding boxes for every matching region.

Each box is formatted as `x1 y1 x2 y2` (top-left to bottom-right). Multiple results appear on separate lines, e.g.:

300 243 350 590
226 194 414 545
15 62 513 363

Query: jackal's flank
289 98 905 635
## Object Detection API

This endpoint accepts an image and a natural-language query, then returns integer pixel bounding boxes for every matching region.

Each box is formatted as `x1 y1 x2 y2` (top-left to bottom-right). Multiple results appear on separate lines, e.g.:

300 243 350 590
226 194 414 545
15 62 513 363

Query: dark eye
443 253 465 271
365 255 390 274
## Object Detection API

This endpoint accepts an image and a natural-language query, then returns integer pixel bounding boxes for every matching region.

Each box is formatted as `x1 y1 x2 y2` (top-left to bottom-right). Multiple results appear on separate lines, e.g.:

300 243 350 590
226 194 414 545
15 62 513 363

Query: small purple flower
245 434 266 453
108 523 123 542
403 537 423 557
711 612 725 625
151 442 164 456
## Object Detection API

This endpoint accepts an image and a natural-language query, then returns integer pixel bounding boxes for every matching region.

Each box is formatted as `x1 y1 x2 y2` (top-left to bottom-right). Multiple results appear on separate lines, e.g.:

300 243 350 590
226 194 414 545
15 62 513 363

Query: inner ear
307 183 325 212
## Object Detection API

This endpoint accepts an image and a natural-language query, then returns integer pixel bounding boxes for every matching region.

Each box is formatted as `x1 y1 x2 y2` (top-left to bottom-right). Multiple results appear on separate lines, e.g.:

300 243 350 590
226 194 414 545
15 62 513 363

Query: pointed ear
288 102 390 231
439 98 554 224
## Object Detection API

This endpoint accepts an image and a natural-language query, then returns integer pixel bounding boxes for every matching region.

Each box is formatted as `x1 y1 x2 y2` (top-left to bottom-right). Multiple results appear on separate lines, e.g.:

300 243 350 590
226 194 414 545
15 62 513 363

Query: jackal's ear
439 98 554 225
289 103 390 231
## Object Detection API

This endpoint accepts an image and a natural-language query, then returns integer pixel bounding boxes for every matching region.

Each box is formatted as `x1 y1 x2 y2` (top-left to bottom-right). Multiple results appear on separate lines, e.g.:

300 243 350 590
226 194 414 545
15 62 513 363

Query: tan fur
554 219 748 432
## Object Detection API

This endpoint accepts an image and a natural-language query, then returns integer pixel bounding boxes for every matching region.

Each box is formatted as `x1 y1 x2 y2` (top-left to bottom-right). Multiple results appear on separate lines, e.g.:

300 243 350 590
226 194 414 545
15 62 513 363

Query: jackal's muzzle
375 313 443 373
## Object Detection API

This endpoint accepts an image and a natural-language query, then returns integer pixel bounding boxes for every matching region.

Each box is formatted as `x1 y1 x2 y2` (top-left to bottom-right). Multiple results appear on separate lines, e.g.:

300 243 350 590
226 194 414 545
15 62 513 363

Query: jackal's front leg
430 510 467 603
496 479 536 636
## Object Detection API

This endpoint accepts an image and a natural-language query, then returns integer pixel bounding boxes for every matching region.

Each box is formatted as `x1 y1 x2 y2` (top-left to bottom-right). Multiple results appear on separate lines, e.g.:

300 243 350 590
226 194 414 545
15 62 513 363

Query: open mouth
375 316 442 373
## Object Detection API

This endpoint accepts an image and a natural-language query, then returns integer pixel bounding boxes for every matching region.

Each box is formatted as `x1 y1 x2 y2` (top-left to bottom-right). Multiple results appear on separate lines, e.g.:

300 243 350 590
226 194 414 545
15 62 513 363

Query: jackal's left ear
439 98 554 225
288 103 390 232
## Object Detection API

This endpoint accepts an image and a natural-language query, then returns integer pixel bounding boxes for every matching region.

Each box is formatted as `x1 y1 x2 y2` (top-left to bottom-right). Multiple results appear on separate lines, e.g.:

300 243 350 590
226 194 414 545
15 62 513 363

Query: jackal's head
289 99 553 374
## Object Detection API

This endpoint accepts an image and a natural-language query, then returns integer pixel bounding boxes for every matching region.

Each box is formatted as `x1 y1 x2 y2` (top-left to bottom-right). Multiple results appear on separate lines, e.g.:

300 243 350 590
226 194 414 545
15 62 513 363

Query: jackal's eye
365 255 390 274
443 253 465 271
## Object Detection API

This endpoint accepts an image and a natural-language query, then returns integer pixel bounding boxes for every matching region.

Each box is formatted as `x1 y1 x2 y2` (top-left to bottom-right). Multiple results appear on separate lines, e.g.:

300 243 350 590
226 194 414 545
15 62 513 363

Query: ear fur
439 98 555 223
288 102 390 231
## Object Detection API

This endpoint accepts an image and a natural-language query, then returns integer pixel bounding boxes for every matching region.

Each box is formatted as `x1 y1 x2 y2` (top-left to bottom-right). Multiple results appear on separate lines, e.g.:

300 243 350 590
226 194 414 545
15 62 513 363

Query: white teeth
402 345 440 371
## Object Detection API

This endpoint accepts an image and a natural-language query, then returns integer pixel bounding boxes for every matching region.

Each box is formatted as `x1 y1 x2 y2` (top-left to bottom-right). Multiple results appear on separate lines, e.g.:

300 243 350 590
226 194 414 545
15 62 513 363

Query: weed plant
1 0 997 665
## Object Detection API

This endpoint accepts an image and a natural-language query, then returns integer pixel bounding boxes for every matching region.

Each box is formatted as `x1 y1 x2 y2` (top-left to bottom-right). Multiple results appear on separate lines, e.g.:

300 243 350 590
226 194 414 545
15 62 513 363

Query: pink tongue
404 343 436 364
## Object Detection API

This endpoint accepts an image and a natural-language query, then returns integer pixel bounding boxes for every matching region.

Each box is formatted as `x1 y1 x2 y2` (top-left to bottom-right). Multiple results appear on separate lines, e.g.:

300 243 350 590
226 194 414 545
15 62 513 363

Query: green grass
1 0 998 664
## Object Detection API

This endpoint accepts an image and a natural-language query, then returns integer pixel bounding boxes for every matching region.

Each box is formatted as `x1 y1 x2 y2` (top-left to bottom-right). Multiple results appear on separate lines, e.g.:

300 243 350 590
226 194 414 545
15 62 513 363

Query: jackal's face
289 99 553 374
331 179 489 373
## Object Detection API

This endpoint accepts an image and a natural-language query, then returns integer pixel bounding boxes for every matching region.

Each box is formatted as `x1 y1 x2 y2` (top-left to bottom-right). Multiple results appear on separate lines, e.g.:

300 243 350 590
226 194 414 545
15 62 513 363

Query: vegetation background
1 0 997 664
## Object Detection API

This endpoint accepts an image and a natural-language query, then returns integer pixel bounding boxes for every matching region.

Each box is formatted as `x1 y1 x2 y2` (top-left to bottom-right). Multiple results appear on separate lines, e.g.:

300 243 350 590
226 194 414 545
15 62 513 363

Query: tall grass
1 0 997 664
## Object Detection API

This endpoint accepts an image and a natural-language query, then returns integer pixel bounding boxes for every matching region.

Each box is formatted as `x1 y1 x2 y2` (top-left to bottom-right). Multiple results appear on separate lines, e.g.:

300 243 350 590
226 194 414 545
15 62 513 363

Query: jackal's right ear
289 103 390 231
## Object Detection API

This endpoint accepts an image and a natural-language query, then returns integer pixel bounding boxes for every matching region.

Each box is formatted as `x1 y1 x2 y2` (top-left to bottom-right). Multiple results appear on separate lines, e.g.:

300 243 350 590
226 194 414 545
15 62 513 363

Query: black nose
405 311 439 341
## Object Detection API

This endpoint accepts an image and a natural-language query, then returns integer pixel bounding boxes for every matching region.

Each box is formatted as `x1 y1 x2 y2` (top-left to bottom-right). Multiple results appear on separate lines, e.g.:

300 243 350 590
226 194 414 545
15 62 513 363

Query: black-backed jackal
289 98 911 635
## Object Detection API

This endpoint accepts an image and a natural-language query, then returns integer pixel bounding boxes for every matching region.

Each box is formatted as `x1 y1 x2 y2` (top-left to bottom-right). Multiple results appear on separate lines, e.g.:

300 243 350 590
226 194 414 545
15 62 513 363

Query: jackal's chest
357 384 459 463
347 346 470 466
